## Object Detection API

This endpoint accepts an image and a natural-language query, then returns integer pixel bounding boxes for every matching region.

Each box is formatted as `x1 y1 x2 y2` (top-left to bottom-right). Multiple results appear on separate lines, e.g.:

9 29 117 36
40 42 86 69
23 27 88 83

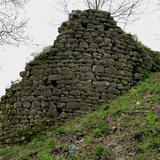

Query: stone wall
0 9 160 144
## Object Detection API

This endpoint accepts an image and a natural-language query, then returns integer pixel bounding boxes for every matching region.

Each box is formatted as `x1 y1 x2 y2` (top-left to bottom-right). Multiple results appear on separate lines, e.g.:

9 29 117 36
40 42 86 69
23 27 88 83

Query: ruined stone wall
0 9 159 144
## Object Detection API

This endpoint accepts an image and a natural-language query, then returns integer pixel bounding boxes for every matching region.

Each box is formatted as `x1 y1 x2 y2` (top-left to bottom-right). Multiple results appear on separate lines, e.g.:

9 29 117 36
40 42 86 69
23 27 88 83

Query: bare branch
0 63 2 71
0 0 29 70
0 0 29 46
53 0 70 15
107 0 154 27
84 0 92 9
109 0 112 12
53 0 158 29
84 0 109 10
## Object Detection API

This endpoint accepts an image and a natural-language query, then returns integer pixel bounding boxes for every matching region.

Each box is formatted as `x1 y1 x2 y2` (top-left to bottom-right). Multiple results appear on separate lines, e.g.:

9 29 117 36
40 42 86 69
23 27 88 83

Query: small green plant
37 152 53 160
0 148 14 156
132 34 143 50
149 138 160 149
42 45 52 54
36 141 45 148
136 137 160 159
131 34 150 50
39 60 44 64
134 130 154 142
84 135 93 143
146 113 157 124
65 123 76 133
136 142 150 154
45 138 56 147
30 45 52 59
152 85 160 93
93 128 103 137
70 150 87 160
54 126 64 136
150 96 160 102
32 133 45 143
92 145 114 160
0 148 11 156
93 121 111 137
141 70 150 79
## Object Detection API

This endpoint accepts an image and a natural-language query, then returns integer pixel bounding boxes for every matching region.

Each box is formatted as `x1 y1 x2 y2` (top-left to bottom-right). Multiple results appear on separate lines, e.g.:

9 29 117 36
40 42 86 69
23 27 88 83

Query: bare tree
84 0 108 10
53 0 154 29
0 0 29 70
84 0 148 28
53 0 70 15
0 0 29 46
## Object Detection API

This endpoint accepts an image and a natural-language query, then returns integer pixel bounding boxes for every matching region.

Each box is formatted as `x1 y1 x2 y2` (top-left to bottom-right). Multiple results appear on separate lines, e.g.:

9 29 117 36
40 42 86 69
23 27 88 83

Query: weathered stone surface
47 109 59 118
48 74 62 81
67 102 80 109
108 87 121 95
92 65 105 73
23 102 31 108
79 42 88 49
43 90 53 98
105 66 118 75
32 101 40 108
134 73 142 80
20 71 27 77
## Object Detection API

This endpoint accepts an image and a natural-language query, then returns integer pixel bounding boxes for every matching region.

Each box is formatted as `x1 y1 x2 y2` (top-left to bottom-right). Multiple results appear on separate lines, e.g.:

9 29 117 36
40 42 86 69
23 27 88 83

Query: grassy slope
0 72 160 160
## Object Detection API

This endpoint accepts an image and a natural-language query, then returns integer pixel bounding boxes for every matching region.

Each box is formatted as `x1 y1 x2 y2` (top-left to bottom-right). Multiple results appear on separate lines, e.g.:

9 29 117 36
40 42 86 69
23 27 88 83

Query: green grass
131 34 151 51
0 72 160 160
92 145 115 160
37 152 53 160
83 135 93 143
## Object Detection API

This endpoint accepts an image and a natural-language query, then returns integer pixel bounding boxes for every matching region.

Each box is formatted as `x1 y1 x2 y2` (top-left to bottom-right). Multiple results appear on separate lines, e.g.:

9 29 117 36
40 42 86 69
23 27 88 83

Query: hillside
0 72 160 159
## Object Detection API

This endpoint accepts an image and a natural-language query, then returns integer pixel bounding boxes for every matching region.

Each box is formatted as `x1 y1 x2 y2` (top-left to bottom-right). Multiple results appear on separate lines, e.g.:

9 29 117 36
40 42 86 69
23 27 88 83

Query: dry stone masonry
0 9 160 144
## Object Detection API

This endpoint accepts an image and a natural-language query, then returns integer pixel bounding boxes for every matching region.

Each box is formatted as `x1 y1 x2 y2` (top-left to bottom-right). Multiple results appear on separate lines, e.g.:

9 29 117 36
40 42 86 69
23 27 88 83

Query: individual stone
32 101 40 108
64 30 75 35
80 72 94 80
43 90 53 98
134 73 142 80
47 109 59 118
23 102 31 108
48 74 62 81
79 42 88 49
60 112 68 118
105 66 118 75
67 102 80 109
14 102 23 108
117 84 123 90
20 71 27 77
108 87 120 95
92 65 104 73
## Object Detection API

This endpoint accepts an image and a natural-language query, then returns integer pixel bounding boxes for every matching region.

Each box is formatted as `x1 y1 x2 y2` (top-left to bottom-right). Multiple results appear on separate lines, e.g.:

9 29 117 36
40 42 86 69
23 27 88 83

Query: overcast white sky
0 0 160 97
